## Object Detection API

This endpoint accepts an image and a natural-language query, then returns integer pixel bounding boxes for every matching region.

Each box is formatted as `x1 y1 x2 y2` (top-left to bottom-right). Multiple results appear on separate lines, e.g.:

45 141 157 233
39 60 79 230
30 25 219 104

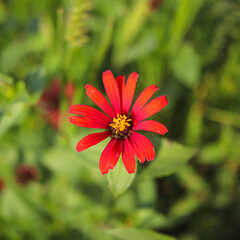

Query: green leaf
168 0 205 54
42 146 85 177
42 145 102 177
171 43 201 88
113 0 149 66
108 159 136 197
92 17 115 72
123 36 157 65
199 143 226 164
135 208 168 229
185 102 204 145
0 73 13 86
108 228 176 240
199 126 235 164
140 139 196 179
0 189 35 219
0 81 30 137
0 2 7 22
42 132 112 177
0 34 46 74
168 194 202 220
0 102 27 138
0 73 14 101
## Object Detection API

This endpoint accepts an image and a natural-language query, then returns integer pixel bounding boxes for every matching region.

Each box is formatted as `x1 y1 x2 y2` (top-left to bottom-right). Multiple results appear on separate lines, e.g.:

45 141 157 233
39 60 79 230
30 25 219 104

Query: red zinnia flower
15 165 39 186
69 70 168 174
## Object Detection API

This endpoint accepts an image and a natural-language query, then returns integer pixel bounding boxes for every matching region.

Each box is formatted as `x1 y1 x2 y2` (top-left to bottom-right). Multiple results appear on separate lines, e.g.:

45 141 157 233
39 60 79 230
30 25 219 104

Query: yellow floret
110 114 132 134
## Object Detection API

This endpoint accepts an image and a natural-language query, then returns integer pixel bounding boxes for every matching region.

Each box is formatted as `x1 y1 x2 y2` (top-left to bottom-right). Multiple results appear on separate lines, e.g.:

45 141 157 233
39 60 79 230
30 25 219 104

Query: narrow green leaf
168 0 205 54
108 228 176 240
92 17 115 72
113 0 149 66
108 159 136 197
185 102 204 145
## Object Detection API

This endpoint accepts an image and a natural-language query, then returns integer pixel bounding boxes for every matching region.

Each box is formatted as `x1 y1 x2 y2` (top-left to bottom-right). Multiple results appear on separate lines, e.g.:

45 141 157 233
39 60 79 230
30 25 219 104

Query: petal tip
76 145 82 152
132 72 139 77
129 72 139 81
161 128 168 134
158 125 168 135
103 69 112 75
147 158 154 162
163 95 168 104
85 84 92 91
102 70 114 80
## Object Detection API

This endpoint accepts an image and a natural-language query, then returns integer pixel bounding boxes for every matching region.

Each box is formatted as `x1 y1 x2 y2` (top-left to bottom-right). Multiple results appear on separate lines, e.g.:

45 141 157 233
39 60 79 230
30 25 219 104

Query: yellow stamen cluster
110 114 132 134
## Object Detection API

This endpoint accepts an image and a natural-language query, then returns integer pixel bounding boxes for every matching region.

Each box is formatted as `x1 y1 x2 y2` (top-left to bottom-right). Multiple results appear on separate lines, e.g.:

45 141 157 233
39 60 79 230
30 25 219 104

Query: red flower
39 79 62 110
69 70 168 174
64 81 76 105
38 79 76 129
0 178 5 192
15 165 39 186
38 79 62 129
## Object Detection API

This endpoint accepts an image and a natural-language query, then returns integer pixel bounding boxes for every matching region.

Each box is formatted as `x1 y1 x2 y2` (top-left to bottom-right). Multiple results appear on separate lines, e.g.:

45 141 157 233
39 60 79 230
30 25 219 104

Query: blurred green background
0 0 240 239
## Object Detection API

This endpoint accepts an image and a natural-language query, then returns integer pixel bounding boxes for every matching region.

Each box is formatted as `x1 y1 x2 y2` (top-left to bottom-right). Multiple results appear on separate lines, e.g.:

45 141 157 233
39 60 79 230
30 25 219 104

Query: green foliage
108 160 136 197
140 139 196 179
109 228 176 240
171 43 201 88
0 0 240 239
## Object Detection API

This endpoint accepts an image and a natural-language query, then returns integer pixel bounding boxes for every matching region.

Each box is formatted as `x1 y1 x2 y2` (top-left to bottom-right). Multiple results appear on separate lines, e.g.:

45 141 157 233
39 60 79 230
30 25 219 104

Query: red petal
131 85 158 115
135 95 168 123
129 135 145 163
99 138 115 174
122 138 136 173
69 105 111 123
133 120 168 135
122 72 139 114
102 70 121 115
131 132 155 161
85 84 115 118
116 75 125 113
76 131 111 152
70 116 109 129
108 139 123 169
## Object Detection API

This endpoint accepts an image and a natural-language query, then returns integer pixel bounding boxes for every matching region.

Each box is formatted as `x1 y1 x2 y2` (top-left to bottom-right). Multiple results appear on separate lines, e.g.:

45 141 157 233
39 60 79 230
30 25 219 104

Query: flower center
110 114 132 139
